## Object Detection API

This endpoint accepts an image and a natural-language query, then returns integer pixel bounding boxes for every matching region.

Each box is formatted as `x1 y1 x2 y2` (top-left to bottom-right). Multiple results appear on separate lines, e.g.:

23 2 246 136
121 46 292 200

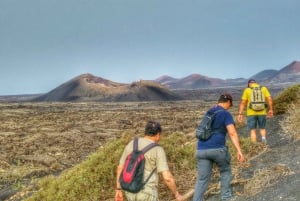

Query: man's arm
266 96 273 117
115 164 124 201
161 170 183 201
226 124 244 162
238 99 247 123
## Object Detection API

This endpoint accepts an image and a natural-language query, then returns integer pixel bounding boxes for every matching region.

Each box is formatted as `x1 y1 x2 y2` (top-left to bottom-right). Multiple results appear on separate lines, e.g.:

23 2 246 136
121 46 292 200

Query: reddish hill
32 74 183 102
269 61 300 83
155 61 300 89
156 73 225 89
279 61 300 73
155 75 179 86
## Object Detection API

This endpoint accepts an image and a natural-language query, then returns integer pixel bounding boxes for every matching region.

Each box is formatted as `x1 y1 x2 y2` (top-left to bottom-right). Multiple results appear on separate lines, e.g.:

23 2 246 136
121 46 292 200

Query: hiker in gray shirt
115 120 183 201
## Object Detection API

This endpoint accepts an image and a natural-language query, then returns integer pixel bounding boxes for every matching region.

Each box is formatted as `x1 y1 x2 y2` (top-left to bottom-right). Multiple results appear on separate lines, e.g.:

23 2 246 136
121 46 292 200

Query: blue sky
0 0 299 95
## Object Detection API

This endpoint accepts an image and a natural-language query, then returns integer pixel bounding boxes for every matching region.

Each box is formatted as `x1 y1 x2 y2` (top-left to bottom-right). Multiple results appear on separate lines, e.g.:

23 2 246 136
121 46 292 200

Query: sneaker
262 138 267 144
221 197 237 201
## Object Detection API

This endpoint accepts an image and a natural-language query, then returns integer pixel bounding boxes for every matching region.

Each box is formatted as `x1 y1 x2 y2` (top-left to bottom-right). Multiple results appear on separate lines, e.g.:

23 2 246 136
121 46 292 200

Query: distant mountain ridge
155 61 300 89
2 60 299 102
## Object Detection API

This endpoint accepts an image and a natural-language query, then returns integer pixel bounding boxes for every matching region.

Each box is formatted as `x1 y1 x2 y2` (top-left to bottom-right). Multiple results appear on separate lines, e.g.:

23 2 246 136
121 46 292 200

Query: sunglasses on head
222 94 233 106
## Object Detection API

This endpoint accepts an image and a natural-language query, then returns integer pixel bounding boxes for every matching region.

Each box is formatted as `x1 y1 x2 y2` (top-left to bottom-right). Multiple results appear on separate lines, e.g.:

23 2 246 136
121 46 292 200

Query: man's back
119 137 169 194
241 83 271 115
115 120 184 201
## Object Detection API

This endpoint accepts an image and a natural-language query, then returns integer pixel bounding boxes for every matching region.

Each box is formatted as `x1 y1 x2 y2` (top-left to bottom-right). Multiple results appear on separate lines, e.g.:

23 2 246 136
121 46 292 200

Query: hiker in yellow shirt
237 79 273 144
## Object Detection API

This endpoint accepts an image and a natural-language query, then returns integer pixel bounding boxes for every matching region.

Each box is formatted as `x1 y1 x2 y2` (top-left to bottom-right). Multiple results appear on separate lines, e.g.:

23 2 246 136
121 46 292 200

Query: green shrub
24 132 196 201
25 134 133 201
273 84 300 115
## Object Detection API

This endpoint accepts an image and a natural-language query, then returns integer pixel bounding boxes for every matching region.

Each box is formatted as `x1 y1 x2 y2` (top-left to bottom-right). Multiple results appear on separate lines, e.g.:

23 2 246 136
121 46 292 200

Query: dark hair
248 79 256 87
145 120 162 136
218 93 233 106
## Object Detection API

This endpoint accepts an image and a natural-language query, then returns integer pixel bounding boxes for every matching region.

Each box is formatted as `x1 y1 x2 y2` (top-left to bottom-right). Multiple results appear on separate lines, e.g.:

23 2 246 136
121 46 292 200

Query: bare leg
260 128 266 138
260 128 267 144
250 129 257 143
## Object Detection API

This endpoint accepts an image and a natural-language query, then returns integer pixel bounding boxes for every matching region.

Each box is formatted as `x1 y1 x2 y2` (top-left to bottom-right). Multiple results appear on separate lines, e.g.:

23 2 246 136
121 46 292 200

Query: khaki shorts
125 191 158 201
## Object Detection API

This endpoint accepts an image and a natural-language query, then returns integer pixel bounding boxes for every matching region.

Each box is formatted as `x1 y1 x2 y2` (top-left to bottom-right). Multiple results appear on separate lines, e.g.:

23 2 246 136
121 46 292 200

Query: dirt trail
207 115 300 201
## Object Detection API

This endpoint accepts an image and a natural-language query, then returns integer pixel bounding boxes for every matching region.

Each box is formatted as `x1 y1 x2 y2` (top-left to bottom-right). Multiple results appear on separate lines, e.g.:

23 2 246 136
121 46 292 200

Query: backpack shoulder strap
209 108 224 116
141 141 160 184
214 109 224 114
133 137 159 153
141 142 159 154
251 86 262 90
211 108 227 134
133 137 139 151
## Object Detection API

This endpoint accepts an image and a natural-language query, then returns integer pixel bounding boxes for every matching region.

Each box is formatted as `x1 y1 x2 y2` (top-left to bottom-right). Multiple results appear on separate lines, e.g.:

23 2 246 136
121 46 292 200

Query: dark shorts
247 115 267 130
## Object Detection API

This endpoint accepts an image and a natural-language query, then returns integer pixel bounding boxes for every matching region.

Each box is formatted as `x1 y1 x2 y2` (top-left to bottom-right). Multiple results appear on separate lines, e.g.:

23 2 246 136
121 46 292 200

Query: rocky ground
206 115 300 201
0 101 206 201
0 101 299 201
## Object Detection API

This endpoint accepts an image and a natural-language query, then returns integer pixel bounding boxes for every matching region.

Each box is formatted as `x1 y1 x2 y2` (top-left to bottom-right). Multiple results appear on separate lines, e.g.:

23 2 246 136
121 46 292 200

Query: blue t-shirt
197 105 235 150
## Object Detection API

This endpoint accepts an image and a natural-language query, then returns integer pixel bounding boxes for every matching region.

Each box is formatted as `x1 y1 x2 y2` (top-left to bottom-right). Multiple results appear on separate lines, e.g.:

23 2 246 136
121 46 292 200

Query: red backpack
119 137 159 193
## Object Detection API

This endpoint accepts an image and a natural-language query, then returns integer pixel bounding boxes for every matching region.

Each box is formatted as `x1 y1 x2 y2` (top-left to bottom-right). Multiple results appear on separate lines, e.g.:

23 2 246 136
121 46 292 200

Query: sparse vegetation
273 84 300 140
7 112 260 200
279 98 300 140
1 84 299 201
20 132 253 201
273 84 300 115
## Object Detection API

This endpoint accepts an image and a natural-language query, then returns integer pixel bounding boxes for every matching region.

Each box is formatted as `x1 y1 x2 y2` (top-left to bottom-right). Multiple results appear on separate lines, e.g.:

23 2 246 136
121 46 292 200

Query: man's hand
267 110 273 118
237 114 243 123
237 151 245 163
115 190 123 201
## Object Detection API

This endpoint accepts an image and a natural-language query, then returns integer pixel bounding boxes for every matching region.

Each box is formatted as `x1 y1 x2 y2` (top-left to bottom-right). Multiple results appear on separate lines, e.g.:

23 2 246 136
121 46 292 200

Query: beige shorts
125 191 158 201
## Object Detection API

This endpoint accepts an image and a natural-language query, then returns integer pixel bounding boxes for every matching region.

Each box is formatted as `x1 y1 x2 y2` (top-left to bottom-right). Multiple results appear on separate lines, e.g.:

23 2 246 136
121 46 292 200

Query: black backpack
195 109 225 140
119 137 159 193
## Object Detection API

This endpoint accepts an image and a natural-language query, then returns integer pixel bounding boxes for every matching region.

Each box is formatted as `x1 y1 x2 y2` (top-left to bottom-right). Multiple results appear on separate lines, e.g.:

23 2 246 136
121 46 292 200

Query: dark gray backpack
195 109 225 140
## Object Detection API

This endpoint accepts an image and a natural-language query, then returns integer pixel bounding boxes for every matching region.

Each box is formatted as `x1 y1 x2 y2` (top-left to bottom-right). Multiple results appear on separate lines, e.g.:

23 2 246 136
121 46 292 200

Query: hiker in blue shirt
193 94 244 201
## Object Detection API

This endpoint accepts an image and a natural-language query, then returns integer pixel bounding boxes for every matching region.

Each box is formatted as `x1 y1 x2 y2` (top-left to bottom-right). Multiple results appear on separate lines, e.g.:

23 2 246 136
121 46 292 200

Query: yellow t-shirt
241 83 271 116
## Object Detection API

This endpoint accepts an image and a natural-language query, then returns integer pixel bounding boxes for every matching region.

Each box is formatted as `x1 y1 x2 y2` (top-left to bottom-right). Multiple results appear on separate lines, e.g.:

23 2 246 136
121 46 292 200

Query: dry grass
239 84 300 199
280 102 300 141
273 84 300 115
2 84 300 201
244 164 294 196
0 100 209 200
277 84 300 141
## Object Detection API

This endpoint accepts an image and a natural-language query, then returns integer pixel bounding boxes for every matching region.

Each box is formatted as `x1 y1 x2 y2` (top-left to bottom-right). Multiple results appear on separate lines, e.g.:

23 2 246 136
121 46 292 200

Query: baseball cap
248 79 256 87
248 79 256 84
218 93 233 106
